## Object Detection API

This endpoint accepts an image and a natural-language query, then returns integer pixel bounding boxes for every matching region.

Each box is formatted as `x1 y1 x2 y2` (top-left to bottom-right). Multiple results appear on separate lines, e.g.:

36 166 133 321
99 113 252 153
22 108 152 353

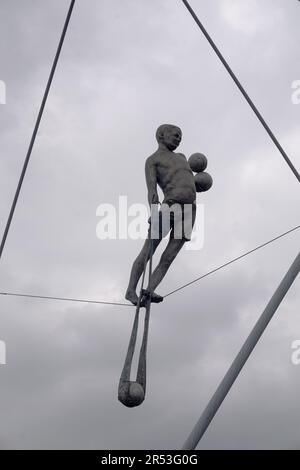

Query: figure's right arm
145 157 159 206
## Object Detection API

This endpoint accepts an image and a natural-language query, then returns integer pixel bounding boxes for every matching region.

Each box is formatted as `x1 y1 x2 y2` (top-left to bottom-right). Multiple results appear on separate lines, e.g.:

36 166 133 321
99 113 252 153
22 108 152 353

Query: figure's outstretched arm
145 158 159 206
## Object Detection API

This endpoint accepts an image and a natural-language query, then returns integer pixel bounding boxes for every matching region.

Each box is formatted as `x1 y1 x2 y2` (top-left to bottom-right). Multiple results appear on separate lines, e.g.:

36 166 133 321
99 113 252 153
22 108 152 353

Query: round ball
118 381 145 408
188 153 208 173
128 382 145 407
194 172 213 192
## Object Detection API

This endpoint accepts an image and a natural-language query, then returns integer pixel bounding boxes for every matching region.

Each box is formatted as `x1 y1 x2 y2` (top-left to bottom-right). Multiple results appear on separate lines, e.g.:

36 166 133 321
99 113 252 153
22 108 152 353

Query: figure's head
156 124 182 151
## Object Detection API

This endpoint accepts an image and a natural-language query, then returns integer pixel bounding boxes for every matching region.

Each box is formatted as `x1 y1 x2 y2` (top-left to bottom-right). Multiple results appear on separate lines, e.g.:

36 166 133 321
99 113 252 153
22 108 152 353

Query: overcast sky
0 0 300 450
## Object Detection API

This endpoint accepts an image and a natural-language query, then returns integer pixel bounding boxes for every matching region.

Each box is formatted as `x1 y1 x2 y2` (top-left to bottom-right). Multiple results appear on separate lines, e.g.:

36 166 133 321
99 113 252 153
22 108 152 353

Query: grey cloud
0 0 299 449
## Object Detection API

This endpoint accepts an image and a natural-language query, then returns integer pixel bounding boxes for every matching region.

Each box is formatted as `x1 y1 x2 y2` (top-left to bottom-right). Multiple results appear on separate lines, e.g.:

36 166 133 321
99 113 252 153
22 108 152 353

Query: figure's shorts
149 200 196 242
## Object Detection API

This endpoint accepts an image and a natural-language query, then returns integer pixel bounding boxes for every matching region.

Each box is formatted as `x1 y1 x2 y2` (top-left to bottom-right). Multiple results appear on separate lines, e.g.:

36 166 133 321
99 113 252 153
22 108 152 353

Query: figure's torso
152 150 196 204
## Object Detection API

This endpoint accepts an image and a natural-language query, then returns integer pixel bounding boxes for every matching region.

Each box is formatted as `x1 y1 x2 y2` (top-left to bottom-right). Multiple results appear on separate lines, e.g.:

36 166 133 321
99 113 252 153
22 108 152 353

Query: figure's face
162 127 182 151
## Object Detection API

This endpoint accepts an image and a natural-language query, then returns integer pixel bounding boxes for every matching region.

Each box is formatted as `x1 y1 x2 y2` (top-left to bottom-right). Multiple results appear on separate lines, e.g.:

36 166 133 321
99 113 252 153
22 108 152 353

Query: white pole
182 251 300 450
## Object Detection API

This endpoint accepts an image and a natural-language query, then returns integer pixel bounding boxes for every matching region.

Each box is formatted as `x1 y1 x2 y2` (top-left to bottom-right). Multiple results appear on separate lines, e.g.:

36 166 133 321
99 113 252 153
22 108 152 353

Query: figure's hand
148 196 160 226
152 193 159 204
148 192 159 206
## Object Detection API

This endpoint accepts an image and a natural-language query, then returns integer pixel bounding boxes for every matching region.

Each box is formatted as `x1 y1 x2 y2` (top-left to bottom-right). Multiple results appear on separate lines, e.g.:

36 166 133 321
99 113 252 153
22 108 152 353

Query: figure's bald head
156 124 182 151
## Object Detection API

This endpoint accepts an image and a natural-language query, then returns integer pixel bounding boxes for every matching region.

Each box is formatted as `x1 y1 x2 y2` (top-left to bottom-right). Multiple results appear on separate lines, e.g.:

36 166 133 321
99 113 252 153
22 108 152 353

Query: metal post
182 251 300 450
0 0 76 260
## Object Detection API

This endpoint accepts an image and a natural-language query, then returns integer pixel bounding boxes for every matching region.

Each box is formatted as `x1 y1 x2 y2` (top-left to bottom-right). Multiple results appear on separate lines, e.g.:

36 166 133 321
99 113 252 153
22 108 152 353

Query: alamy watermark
0 79 6 104
96 196 205 251
0 340 6 365
291 340 300 365
291 80 300 104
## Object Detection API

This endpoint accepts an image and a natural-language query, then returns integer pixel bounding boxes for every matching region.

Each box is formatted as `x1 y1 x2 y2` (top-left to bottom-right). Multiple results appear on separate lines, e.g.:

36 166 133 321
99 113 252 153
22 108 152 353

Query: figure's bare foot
141 290 163 306
125 288 138 305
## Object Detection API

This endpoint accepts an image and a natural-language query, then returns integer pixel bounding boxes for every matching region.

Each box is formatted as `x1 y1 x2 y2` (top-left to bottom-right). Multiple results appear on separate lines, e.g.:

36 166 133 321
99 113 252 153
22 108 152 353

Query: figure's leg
147 237 186 294
126 237 161 305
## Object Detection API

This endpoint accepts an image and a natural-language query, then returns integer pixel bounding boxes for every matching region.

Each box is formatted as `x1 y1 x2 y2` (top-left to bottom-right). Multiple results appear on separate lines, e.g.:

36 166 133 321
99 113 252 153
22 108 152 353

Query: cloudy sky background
0 0 300 449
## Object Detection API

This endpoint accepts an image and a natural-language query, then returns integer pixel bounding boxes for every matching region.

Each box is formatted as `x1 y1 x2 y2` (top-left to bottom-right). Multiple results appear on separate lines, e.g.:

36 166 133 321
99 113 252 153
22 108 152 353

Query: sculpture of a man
125 124 197 305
